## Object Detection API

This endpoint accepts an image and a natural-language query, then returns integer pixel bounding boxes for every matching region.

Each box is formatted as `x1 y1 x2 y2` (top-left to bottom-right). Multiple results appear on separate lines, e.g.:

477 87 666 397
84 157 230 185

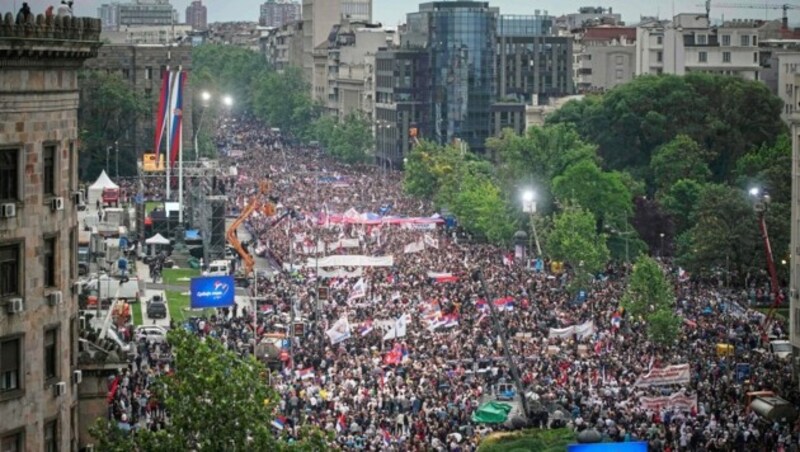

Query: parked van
206 260 231 276
84 275 140 304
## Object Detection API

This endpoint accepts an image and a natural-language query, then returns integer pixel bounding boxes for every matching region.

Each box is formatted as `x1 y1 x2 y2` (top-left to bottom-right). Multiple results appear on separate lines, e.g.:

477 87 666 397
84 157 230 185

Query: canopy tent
145 233 170 245
470 402 512 424
87 170 119 206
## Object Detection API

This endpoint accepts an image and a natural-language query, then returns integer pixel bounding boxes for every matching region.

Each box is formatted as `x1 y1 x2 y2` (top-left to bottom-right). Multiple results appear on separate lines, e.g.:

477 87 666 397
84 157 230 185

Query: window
753 35 758 46
145 67 153 80
44 420 57 452
68 142 75 192
657 51 663 63
0 149 18 201
69 228 76 281
44 328 57 381
754 52 758 63
43 237 56 288
722 34 731 46
43 144 55 196
699 51 707 63
0 244 19 297
723 52 731 63
0 431 23 452
0 337 21 393
697 34 707 45
741 34 750 46
657 36 663 45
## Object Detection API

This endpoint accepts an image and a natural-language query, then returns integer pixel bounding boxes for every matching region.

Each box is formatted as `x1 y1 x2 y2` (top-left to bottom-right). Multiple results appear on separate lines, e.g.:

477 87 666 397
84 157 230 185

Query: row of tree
404 73 790 287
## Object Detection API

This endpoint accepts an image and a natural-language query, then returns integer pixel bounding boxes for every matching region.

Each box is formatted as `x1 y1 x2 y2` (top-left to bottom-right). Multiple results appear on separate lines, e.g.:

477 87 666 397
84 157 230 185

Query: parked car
146 297 167 319
135 325 167 343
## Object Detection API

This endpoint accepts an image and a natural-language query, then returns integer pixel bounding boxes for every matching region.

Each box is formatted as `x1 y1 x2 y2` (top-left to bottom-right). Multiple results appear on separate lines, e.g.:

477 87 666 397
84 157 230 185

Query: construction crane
226 180 276 278
700 2 800 27
750 188 785 340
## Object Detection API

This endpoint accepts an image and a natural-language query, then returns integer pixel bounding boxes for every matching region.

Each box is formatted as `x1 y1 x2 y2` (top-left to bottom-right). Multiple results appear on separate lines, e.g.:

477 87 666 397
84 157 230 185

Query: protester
102 114 800 451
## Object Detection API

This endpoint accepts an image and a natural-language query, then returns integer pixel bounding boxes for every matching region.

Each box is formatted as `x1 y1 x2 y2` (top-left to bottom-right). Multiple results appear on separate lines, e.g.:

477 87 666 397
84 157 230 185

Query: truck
102 187 120 207
82 275 140 309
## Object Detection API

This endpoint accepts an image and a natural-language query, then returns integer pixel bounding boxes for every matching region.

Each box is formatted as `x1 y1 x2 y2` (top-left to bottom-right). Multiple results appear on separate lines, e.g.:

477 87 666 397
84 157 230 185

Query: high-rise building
260 0 301 28
302 0 372 81
186 0 208 30
0 12 102 452
99 0 178 31
403 1 499 152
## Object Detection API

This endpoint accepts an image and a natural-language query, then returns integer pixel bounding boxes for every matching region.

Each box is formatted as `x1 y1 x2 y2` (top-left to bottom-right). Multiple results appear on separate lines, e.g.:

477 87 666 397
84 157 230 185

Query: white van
206 260 231 276
85 275 140 302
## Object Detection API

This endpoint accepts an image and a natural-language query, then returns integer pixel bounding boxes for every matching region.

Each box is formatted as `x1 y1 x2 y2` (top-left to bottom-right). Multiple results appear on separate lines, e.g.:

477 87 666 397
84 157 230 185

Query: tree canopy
545 205 609 278
621 255 681 345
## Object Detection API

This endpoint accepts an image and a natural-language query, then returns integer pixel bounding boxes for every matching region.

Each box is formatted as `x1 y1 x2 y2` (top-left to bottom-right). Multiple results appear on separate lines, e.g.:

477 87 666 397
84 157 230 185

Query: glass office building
404 2 499 152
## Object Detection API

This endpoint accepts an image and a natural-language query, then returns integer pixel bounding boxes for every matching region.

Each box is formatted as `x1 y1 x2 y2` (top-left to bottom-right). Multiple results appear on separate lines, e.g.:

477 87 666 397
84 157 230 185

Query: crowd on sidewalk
103 115 800 451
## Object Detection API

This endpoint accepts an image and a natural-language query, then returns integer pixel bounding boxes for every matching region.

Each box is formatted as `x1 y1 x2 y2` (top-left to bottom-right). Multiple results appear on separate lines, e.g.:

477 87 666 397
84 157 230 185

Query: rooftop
0 12 101 62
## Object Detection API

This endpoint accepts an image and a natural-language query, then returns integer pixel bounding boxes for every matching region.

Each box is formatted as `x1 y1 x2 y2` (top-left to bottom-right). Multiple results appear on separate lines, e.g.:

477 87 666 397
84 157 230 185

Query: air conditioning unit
0 203 15 218
47 291 63 306
72 281 83 296
72 370 82 385
54 381 66 397
73 191 85 207
6 298 23 314
51 197 64 212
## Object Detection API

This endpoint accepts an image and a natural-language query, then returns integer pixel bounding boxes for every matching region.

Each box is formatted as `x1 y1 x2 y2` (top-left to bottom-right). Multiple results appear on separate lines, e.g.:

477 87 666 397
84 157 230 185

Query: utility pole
115 141 119 179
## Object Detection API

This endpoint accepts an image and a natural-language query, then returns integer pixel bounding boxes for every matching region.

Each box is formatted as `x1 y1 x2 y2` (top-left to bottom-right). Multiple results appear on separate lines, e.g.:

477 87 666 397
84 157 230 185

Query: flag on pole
326 317 351 344
295 367 315 380
427 272 458 283
348 278 367 302
423 234 439 249
382 314 409 340
358 320 374 336
167 70 186 168
153 69 171 159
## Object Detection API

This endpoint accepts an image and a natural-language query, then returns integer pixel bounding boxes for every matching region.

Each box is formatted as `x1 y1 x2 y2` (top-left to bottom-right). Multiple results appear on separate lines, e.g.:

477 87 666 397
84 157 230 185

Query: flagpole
178 67 184 225
165 68 172 201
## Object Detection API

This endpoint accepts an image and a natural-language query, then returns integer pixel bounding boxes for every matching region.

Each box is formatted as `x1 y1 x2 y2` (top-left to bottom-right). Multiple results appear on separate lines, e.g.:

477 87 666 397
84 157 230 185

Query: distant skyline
10 0 797 27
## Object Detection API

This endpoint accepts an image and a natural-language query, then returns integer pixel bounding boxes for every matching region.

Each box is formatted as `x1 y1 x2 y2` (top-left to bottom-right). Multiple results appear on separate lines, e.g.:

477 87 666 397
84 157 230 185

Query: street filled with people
105 114 800 451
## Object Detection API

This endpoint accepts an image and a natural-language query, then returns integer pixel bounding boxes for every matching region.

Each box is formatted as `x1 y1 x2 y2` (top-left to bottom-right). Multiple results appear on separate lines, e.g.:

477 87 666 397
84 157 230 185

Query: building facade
83 44 193 169
101 24 192 44
575 27 636 92
186 0 207 30
99 0 178 31
404 1 499 152
302 0 372 81
558 6 622 32
0 12 101 452
262 20 305 71
260 0 301 28
374 48 431 167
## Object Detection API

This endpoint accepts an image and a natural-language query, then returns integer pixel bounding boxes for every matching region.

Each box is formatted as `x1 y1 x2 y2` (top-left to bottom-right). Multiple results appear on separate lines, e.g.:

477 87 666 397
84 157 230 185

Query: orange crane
226 180 276 278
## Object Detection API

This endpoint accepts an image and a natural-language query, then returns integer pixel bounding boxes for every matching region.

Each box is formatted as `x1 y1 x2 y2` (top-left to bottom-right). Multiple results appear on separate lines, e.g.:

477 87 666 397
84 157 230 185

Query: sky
11 0 794 26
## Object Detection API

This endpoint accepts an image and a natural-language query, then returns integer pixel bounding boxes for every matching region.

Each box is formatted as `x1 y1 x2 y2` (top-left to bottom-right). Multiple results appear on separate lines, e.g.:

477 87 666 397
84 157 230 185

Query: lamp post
659 232 665 258
194 91 211 161
521 189 542 257
106 146 111 175
115 141 119 179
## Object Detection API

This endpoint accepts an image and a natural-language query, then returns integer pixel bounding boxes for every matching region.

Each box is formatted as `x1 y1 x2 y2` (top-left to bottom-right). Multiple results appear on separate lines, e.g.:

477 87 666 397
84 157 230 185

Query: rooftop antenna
705 0 711 18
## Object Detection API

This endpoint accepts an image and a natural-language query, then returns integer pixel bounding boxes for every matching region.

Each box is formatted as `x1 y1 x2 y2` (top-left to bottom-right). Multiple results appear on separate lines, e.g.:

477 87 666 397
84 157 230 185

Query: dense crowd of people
105 114 800 451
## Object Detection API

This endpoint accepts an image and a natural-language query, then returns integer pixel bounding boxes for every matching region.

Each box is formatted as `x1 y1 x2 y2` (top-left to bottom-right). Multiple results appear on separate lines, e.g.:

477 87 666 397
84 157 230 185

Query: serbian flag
295 367 314 380
271 416 287 430
336 413 347 433
358 320 374 336
382 428 392 445
383 343 406 365
106 375 120 403
475 299 488 311
494 297 515 311
502 253 513 266
167 70 186 168
428 272 458 283
611 312 622 329
153 69 171 159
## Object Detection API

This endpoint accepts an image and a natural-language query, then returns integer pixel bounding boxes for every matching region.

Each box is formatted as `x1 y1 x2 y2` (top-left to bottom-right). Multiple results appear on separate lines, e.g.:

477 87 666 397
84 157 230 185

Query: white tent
145 233 170 245
87 170 119 206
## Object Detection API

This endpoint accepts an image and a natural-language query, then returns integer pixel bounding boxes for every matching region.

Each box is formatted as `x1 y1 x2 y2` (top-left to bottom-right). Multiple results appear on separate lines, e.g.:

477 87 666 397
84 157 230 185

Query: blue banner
568 443 648 452
190 276 235 308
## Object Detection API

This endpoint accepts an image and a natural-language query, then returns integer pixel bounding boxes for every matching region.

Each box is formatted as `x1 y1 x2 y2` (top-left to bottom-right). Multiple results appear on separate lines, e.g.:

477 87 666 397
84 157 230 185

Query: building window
656 36 663 45
722 34 731 46
68 142 76 192
0 244 20 297
43 237 56 288
44 420 57 452
44 328 58 381
741 34 750 46
0 149 18 201
753 35 758 46
43 144 56 196
657 51 663 63
0 337 21 393
697 34 707 45
145 67 153 80
723 52 731 63
699 52 707 63
0 431 23 452
754 52 758 63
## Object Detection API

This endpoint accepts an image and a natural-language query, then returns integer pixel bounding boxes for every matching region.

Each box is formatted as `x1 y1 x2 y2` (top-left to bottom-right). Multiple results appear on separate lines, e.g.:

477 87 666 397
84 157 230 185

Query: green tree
551 160 634 229
650 134 713 194
547 73 785 185
621 255 680 346
487 124 598 212
659 179 707 235
252 67 319 134
78 70 148 180
403 141 463 199
192 44 269 111
90 329 330 451
546 205 609 286
325 113 374 164
450 171 517 244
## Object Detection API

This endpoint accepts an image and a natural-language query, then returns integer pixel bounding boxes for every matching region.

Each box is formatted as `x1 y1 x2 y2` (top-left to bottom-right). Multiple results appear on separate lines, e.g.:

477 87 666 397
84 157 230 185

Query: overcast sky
12 0 792 26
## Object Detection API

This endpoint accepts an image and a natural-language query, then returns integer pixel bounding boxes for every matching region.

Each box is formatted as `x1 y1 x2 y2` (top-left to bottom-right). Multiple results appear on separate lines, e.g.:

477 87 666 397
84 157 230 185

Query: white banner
404 240 425 254
306 255 394 268
574 320 595 340
634 364 691 387
423 234 439 250
403 223 437 231
379 314 410 341
327 238 360 251
548 320 595 340
640 390 698 411
348 278 367 302
326 317 351 345
317 268 363 279
548 327 575 339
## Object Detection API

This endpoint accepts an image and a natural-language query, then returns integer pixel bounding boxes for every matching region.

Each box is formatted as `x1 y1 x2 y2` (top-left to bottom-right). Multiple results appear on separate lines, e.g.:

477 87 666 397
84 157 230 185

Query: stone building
83 43 193 174
0 12 101 452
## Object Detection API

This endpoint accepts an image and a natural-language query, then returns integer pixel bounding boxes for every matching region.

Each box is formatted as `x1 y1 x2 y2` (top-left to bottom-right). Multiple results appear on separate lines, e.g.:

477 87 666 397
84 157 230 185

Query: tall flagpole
178 68 184 225
165 68 172 201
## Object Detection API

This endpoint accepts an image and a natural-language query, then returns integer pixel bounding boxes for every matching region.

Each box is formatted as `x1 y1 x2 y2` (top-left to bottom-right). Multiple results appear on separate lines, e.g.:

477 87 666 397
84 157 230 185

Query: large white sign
634 364 691 387
640 390 698 411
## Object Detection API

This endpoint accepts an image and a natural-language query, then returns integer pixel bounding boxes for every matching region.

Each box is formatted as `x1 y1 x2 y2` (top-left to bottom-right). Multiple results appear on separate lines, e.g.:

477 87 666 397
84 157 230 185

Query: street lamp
194 92 232 161
659 232 665 258
521 189 542 257
223 95 234 107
